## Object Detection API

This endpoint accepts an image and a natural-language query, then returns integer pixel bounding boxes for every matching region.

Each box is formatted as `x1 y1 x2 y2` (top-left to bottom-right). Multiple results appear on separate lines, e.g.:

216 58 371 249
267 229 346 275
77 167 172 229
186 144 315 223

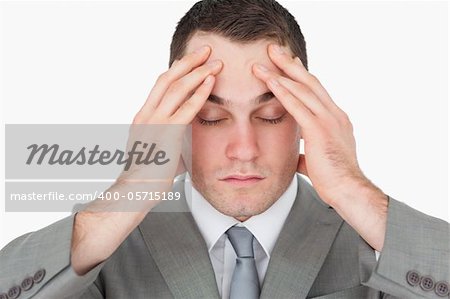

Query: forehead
186 32 283 69
185 32 290 106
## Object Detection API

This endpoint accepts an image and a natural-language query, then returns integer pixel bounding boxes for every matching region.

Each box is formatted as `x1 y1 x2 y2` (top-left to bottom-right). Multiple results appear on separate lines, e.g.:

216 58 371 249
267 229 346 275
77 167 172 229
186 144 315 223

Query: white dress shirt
185 173 297 299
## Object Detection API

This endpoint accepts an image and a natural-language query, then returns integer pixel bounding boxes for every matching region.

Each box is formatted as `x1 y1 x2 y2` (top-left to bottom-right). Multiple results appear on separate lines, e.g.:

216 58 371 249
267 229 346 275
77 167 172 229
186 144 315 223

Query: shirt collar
185 172 298 258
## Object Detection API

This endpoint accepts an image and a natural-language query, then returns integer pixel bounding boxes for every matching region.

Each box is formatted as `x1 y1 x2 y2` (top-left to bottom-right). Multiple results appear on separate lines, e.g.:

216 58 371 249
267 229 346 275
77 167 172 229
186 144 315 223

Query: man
0 0 448 298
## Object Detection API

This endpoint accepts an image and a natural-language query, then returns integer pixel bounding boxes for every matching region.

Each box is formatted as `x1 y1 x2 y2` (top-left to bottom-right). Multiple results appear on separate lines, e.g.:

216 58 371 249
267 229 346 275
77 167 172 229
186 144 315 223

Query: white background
0 1 448 249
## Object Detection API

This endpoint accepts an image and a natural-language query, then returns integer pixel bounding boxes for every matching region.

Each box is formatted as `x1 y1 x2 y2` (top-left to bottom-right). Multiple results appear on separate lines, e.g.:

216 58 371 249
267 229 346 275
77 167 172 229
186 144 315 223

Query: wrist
330 177 389 251
328 175 386 211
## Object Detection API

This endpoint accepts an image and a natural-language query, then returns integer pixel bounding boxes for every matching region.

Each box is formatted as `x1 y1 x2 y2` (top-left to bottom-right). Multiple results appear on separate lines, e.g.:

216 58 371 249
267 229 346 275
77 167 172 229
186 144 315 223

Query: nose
225 122 260 162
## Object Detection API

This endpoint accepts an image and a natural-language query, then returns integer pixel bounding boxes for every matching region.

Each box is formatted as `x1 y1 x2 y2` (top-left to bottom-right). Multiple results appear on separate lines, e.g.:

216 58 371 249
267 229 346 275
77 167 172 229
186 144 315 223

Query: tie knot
226 226 255 258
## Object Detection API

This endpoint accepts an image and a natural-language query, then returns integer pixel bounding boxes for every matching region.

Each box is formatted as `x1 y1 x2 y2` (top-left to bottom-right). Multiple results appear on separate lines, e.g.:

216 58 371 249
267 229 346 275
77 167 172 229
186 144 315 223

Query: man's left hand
253 44 388 251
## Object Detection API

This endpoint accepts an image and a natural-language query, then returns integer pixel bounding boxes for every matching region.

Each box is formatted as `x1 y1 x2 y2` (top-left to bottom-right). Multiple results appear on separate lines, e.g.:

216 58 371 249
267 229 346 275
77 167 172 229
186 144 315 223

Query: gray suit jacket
1 174 449 299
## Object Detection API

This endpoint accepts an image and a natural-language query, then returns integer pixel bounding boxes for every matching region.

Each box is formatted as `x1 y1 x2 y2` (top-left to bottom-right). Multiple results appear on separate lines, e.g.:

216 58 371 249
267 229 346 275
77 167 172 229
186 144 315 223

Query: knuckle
178 54 195 67
198 80 211 93
171 59 180 68
293 79 305 90
296 81 315 98
289 58 299 68
201 64 215 75
337 112 353 129
170 79 185 92
148 115 164 124
345 117 354 131
190 67 208 81
277 86 290 98
195 64 215 79
182 99 194 111
309 73 318 81
324 115 338 128
347 121 354 132
132 114 144 124
176 103 192 118
275 75 286 84
157 72 169 83
308 73 320 85
339 111 351 124
303 85 315 98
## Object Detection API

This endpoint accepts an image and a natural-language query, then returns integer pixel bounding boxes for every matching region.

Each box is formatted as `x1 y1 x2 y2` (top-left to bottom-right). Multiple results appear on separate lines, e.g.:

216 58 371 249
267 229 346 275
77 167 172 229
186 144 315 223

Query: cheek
259 124 300 174
259 119 299 146
191 125 225 160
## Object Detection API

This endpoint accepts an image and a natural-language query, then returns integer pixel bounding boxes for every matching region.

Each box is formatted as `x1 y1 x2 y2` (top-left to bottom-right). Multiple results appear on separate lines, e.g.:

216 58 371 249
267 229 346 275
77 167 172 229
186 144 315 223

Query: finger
135 46 212 123
171 75 216 124
253 64 328 117
267 44 345 116
266 76 316 130
157 60 223 117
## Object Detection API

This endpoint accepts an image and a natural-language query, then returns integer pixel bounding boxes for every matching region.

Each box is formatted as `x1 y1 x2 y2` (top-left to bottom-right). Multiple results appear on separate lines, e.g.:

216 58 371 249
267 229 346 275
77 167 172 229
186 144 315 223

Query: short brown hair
169 0 308 69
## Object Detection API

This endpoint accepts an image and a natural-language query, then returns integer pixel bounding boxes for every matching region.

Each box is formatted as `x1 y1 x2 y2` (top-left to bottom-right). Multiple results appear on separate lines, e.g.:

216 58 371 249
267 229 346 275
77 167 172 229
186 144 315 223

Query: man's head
174 0 307 221
170 0 308 70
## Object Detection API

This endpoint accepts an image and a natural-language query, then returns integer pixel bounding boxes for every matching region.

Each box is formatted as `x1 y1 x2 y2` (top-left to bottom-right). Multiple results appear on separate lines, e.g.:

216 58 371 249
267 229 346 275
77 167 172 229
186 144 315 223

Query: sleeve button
7 286 20 299
0 293 8 299
33 269 46 283
20 276 34 291
420 275 435 291
406 270 421 286
434 281 449 297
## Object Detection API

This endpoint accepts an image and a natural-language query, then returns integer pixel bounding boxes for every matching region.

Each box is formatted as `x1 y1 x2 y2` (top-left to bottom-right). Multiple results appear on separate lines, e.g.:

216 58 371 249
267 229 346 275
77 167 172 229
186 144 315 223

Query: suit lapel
260 175 344 299
138 174 343 299
138 177 220 299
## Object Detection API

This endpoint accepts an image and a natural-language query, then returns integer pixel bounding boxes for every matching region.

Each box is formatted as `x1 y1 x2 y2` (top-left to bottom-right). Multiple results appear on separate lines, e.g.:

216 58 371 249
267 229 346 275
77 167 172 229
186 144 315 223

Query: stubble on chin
190 168 297 219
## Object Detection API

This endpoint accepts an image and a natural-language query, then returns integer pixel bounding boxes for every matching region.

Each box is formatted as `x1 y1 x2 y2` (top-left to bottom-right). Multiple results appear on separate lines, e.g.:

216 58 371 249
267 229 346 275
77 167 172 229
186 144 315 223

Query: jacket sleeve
360 196 450 298
0 214 105 299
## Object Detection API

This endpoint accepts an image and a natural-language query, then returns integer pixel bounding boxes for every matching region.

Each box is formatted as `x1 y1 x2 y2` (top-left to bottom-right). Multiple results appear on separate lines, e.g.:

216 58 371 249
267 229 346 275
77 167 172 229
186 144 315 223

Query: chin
219 205 263 219
191 169 296 218
212 194 276 219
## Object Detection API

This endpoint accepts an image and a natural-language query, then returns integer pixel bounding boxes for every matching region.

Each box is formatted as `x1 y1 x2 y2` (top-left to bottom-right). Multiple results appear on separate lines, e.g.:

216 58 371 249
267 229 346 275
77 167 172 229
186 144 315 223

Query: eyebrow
207 92 275 106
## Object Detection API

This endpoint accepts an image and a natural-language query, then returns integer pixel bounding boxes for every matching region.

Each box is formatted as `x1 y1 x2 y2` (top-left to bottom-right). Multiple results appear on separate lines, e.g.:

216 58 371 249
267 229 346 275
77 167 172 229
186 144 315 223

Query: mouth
219 175 265 186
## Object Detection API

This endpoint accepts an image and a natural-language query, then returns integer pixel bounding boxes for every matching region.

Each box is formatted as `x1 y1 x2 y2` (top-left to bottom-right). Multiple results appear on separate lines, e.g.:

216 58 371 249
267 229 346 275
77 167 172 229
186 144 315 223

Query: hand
252 44 368 206
87 45 223 212
253 44 388 251
72 46 223 275
129 45 223 181
113 45 223 200
134 46 221 126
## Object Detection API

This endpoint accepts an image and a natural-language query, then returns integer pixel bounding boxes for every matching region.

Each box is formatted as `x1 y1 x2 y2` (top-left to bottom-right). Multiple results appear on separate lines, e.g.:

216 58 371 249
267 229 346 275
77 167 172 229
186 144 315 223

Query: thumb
296 154 308 176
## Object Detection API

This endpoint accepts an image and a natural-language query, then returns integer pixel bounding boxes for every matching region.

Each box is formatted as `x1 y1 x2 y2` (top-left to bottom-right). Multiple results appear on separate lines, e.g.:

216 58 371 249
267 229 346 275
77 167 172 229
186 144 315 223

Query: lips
221 175 264 180
219 174 265 186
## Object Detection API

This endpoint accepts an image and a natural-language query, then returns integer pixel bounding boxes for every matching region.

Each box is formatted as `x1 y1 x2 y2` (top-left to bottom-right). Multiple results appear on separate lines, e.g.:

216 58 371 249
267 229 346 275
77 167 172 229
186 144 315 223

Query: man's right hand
134 45 221 126
71 45 222 275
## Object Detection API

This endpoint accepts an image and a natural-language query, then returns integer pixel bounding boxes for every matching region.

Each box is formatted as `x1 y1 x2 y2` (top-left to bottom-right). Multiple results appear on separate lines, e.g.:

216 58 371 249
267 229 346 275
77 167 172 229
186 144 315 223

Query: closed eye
257 114 286 124
197 118 224 126
197 115 285 126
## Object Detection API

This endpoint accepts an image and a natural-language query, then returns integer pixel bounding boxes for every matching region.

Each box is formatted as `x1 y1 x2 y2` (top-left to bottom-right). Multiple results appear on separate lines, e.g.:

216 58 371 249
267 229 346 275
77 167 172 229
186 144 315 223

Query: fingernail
268 78 280 87
195 46 209 54
272 44 285 54
256 64 268 72
207 59 221 67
